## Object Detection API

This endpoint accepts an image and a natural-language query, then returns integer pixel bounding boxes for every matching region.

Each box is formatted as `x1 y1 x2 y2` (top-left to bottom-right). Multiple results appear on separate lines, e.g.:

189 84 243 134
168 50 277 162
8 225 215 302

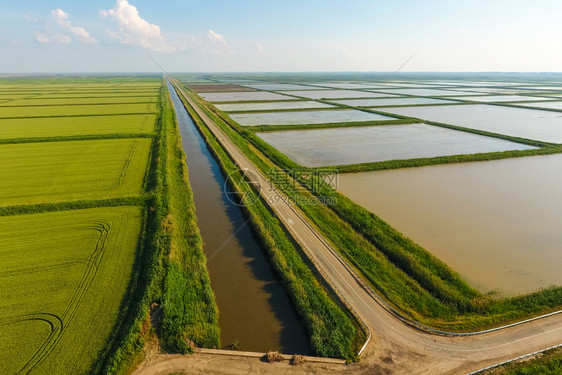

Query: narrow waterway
166 80 311 354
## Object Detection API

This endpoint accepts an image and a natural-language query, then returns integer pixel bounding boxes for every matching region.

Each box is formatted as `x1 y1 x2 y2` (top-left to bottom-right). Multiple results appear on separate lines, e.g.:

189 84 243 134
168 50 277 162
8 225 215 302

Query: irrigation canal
166 80 310 354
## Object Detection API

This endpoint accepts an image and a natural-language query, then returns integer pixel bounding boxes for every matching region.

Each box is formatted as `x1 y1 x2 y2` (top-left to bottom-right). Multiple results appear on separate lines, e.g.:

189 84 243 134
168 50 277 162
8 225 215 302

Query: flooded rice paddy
455 95 549 102
337 154 562 295
199 91 294 102
373 88 477 96
516 101 562 110
216 100 335 112
383 104 562 143
328 97 456 107
242 83 325 91
256 124 534 167
309 83 396 89
190 73 562 300
278 89 398 99
231 109 395 126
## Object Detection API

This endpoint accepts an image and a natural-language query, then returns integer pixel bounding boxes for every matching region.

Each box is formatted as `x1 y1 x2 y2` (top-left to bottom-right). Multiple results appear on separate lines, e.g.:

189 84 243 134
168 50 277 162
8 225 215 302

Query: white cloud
34 31 71 44
100 0 173 51
256 43 264 53
51 9 97 44
208 29 226 45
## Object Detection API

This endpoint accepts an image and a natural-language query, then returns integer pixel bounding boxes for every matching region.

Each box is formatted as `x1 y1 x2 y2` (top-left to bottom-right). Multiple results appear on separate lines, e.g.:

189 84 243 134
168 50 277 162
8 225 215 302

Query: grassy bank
184 84 562 332
483 346 562 375
100 82 219 373
173 82 364 361
159 82 220 353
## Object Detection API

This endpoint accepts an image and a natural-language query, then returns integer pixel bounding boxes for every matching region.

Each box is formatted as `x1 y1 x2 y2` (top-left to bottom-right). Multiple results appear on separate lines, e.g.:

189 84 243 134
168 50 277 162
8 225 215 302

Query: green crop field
0 77 221 373
0 114 157 140
0 94 36 100
0 77 164 373
0 138 151 206
39 93 159 99
0 102 158 118
0 93 160 101
0 207 143 374
0 96 159 106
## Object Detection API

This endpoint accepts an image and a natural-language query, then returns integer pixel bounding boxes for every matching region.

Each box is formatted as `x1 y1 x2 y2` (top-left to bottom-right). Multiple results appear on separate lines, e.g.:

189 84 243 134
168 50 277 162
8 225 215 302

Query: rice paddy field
329 97 456 107
0 138 151 206
0 102 157 118
278 89 398 99
0 207 143 374
450 95 551 102
383 104 562 143
256 124 536 167
516 101 562 110
185 72 562 296
216 100 335 112
0 114 156 139
199 91 293 102
337 154 562 295
230 108 395 126
0 95 159 106
0 75 161 373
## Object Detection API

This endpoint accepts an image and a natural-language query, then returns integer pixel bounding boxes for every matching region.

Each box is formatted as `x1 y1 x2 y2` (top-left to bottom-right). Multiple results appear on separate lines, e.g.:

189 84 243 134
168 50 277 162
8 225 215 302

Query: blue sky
1 0 561 72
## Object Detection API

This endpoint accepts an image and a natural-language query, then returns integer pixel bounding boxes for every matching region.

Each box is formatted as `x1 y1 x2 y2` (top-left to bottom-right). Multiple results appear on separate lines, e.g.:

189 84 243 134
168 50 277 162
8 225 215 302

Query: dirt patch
188 84 255 93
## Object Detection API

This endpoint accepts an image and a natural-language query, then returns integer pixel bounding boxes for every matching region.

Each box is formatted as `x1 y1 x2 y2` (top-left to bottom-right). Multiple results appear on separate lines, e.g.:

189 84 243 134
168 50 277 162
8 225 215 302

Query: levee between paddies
337 153 562 295
0 102 158 118
0 114 157 139
0 138 151 206
0 206 143 374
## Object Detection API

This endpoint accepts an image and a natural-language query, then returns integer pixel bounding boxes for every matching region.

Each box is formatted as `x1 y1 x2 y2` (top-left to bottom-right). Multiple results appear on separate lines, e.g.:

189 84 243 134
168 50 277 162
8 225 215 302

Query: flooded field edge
336 154 562 296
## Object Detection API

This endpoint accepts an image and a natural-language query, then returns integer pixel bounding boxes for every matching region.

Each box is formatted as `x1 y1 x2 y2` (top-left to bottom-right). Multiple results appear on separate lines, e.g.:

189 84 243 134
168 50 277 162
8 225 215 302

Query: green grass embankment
98 82 219 373
159 82 220 353
483 347 562 375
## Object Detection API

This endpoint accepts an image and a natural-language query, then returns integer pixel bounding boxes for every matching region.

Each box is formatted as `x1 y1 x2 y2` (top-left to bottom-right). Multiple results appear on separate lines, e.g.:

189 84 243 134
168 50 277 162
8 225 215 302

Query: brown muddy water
337 154 562 296
167 81 310 354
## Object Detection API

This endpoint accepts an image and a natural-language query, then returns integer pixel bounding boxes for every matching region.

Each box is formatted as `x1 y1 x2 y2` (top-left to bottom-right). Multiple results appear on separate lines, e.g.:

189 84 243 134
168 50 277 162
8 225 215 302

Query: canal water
166 80 310 354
